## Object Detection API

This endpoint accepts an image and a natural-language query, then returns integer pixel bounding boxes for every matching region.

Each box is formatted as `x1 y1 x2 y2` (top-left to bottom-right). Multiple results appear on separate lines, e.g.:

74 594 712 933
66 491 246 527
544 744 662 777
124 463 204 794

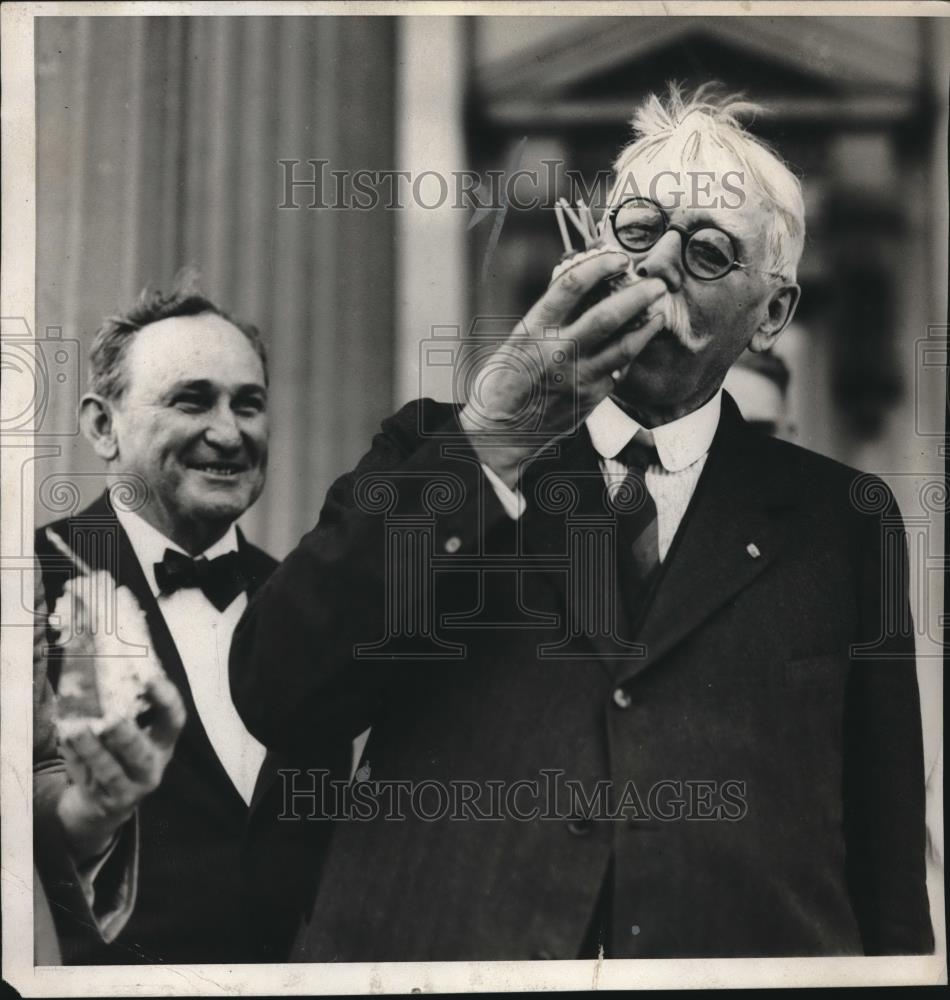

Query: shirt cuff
76 832 120 889
481 463 526 520
74 815 138 943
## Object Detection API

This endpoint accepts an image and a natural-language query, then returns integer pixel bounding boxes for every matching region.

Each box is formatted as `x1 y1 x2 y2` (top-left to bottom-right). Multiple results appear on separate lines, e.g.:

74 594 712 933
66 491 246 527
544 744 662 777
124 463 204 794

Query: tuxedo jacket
231 393 934 961
35 494 349 964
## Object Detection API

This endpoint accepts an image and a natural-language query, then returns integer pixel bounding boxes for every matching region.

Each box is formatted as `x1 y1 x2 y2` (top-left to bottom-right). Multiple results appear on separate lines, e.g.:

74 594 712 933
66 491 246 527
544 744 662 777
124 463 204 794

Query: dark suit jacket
36 494 349 964
231 393 934 960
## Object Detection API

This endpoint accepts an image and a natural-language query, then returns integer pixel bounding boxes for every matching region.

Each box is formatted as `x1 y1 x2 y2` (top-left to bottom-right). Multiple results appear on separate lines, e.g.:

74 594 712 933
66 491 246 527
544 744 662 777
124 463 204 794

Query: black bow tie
154 548 248 612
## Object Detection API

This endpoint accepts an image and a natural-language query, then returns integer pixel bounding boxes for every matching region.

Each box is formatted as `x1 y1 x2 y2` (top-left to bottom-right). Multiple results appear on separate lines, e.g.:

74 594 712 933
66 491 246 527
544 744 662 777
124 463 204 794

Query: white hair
610 83 806 282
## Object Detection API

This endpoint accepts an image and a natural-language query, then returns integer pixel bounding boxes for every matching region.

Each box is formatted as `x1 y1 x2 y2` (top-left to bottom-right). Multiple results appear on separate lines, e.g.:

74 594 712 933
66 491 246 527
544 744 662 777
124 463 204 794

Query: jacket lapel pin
746 542 761 559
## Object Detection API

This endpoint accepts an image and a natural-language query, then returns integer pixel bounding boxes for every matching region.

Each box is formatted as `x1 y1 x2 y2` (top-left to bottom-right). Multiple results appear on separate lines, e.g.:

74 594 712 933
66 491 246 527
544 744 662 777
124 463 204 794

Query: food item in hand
550 246 652 326
46 532 163 738
550 245 631 288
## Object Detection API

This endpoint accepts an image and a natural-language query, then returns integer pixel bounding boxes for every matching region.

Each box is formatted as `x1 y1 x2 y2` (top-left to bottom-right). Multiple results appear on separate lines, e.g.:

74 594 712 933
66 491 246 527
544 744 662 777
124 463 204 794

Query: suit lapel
236 528 276 597
57 495 185 694
519 427 646 663
234 531 287 818
64 496 249 814
618 394 799 684
519 425 606 560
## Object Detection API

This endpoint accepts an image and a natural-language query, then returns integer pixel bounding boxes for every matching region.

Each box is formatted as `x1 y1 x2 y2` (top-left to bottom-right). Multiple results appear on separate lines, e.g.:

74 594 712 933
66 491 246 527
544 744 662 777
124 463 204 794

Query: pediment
477 16 920 102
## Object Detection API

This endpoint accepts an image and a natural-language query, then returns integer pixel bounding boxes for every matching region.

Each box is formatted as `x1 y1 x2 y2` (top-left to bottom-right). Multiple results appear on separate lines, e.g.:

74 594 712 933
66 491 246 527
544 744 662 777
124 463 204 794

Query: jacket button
444 535 462 554
567 818 593 837
612 687 632 709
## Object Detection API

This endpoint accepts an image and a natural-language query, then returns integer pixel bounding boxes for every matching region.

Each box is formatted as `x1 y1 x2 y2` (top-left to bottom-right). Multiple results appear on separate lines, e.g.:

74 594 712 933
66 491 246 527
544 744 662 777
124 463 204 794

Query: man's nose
204 405 242 449
633 230 683 293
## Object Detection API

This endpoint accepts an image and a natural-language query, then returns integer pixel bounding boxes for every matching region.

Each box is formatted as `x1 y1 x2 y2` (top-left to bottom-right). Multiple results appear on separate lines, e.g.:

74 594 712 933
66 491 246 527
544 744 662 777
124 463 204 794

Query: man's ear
749 283 801 353
79 393 120 461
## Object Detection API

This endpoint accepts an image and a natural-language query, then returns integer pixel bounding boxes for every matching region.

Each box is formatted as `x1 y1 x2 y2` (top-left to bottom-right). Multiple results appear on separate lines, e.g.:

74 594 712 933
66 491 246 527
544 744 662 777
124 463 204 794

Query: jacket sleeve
230 399 513 757
32 567 139 955
842 481 934 954
34 761 139 952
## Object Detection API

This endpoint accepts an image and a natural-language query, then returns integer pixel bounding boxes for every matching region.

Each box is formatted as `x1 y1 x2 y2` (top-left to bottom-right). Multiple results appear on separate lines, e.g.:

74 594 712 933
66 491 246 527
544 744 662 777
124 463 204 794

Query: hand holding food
55 674 186 862
459 198 666 487
44 530 186 862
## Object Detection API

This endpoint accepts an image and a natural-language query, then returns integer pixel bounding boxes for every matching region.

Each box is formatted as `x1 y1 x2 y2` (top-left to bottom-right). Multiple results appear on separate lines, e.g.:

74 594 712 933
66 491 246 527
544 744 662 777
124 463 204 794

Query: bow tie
154 548 248 612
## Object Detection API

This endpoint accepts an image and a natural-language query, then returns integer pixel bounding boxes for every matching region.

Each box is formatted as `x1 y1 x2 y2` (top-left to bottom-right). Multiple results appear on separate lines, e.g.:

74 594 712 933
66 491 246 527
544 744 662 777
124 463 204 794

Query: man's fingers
587 314 667 378
60 733 94 787
525 250 630 330
99 719 160 785
569 278 667 347
142 674 187 750
67 729 133 802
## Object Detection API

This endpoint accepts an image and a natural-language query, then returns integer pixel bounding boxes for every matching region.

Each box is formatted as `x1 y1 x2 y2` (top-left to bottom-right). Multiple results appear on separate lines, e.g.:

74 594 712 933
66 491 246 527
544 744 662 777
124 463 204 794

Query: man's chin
610 337 686 405
185 481 261 523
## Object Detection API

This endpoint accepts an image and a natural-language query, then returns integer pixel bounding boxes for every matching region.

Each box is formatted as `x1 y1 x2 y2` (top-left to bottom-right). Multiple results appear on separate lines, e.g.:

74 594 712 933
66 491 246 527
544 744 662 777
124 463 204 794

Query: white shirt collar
585 388 722 473
113 499 240 598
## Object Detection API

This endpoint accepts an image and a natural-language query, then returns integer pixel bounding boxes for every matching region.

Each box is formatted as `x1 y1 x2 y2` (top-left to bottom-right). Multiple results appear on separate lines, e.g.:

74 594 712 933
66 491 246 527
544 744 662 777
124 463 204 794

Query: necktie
609 432 661 612
154 548 247 612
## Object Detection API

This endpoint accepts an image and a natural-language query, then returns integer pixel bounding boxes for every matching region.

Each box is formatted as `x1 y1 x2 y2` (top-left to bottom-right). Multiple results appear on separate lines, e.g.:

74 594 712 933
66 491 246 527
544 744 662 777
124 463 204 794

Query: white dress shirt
484 389 722 562
114 506 267 805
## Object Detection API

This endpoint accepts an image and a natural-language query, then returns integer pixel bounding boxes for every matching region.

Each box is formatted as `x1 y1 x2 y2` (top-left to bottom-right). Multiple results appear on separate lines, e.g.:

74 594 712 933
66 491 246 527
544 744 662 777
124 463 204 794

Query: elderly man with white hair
232 85 934 960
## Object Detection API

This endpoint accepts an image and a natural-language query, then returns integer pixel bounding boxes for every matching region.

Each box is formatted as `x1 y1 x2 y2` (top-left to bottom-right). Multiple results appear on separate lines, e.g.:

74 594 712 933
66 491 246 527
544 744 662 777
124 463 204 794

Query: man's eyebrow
162 379 267 398
163 379 214 397
682 210 747 236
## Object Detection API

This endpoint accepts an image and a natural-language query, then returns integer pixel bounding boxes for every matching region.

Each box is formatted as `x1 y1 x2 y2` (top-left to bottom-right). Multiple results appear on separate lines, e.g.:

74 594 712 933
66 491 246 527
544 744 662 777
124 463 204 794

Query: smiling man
233 86 933 959
34 273 344 963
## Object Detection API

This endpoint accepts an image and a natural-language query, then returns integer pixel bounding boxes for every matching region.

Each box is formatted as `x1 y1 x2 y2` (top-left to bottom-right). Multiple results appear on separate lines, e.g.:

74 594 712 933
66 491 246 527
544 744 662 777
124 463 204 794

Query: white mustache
610 270 699 351
649 291 692 342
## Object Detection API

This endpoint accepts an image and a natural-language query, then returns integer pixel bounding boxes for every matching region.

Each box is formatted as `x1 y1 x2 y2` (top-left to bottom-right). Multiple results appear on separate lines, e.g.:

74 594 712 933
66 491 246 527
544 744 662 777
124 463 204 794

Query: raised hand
56 674 186 863
460 250 666 488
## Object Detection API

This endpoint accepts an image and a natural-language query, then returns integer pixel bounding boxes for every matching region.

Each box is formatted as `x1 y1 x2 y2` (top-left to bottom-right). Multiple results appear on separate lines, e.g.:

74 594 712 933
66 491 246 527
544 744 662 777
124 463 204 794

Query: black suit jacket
36 494 348 964
231 393 934 960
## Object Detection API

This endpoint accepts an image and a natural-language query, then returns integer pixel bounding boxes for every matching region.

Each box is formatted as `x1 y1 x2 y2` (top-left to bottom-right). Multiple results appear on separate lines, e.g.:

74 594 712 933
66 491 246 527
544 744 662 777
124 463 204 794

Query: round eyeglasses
607 197 785 282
